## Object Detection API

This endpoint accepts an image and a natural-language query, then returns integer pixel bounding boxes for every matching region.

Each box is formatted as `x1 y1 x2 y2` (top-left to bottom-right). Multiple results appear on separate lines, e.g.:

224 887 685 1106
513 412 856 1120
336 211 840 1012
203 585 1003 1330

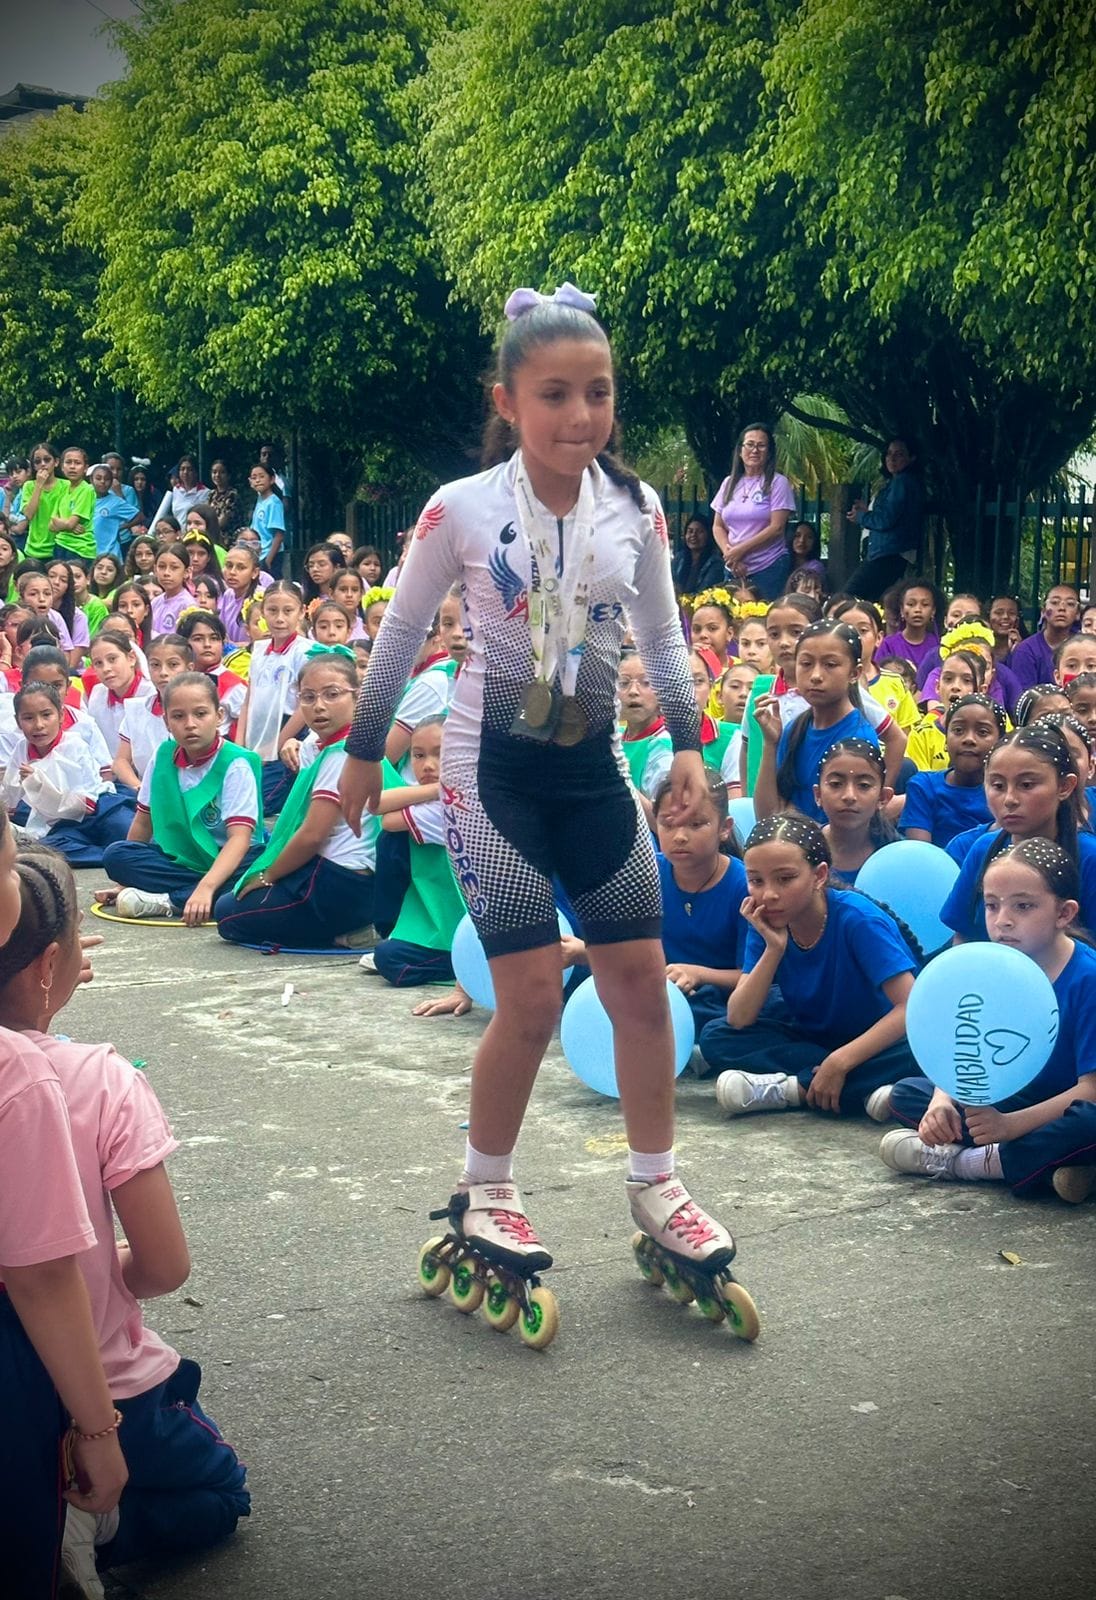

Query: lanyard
513 454 597 697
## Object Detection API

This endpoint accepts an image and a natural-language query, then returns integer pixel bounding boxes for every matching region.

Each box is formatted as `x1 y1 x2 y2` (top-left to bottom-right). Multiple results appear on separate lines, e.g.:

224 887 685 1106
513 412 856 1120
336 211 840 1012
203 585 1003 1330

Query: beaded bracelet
72 1408 123 1442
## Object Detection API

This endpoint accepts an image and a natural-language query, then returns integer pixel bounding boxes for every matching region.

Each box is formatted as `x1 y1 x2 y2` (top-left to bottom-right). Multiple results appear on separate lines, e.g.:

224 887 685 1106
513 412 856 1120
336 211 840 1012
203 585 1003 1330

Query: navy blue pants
101 1358 249 1568
42 791 135 869
215 857 374 947
0 1290 67 1598
698 1002 918 1115
742 551 793 603
372 830 411 938
103 839 263 911
891 1077 1096 1192
373 937 455 986
260 759 293 816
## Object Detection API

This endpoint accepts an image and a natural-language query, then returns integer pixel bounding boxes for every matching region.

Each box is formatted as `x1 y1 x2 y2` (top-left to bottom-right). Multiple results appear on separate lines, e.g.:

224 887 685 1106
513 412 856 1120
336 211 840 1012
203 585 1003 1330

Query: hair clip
504 282 598 321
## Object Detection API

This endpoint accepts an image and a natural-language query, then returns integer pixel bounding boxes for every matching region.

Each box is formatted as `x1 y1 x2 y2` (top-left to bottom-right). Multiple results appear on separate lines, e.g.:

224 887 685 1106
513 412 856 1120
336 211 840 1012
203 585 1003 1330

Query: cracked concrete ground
67 877 1095 1600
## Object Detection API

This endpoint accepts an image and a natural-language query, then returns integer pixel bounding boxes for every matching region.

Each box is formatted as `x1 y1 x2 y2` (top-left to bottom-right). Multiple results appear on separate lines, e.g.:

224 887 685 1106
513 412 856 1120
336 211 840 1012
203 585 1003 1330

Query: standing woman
671 513 725 597
339 285 755 1346
846 437 924 600
710 424 797 603
207 460 243 542
150 454 208 529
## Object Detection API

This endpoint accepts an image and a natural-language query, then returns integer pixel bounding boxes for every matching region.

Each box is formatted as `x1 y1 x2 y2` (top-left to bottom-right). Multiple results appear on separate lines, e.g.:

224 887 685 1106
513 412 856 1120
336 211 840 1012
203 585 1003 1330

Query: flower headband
504 282 598 320
363 585 395 609
940 619 994 659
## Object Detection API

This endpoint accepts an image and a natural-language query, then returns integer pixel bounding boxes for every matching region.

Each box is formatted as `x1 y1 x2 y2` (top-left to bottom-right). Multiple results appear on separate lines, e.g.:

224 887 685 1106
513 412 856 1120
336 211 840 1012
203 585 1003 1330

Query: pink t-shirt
0 1028 95 1270
712 471 797 577
24 1030 180 1398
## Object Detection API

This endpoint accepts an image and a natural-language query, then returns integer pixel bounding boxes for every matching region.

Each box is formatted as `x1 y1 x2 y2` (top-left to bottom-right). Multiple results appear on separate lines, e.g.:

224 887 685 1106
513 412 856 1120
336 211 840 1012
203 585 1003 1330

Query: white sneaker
715 1070 799 1116
60 1506 105 1599
115 887 175 919
358 951 378 973
864 1085 894 1122
880 1129 961 1179
1052 1165 1096 1204
626 1176 736 1269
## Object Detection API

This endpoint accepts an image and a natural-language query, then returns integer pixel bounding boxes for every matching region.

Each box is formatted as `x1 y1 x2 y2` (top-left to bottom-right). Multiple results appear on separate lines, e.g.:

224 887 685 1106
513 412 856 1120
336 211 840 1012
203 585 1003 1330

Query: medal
553 695 589 747
521 679 556 729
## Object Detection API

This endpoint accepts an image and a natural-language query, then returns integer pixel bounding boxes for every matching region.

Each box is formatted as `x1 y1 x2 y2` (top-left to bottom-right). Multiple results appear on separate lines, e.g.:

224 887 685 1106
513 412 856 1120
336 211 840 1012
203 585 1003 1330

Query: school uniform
900 770 993 850
864 671 919 731
775 707 881 822
215 728 378 946
211 667 247 739
621 716 674 801
2 726 134 866
87 671 156 759
698 888 919 1110
391 652 453 740
372 791 468 986
21 1029 249 1565
240 634 310 813
150 589 193 636
657 852 747 1038
103 736 263 909
1008 630 1058 691
699 715 740 787
251 493 286 571
92 489 136 560
941 827 1096 942
219 577 271 645
117 691 169 779
878 632 940 675
740 672 893 796
890 940 1096 1191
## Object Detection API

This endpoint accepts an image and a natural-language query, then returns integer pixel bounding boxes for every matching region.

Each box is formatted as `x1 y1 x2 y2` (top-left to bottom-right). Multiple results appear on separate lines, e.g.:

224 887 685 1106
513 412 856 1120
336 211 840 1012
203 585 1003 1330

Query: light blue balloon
560 978 696 1099
450 910 574 1012
854 839 959 954
906 944 1058 1105
728 797 756 844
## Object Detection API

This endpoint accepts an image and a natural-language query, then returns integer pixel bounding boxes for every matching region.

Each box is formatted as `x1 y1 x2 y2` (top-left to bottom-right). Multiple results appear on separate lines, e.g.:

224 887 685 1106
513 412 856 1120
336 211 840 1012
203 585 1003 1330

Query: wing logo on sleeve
414 501 446 541
488 540 528 621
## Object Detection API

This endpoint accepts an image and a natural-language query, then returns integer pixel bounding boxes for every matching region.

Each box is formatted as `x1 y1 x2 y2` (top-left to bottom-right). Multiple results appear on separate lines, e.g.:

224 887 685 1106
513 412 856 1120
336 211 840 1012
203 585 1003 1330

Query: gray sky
2 0 141 98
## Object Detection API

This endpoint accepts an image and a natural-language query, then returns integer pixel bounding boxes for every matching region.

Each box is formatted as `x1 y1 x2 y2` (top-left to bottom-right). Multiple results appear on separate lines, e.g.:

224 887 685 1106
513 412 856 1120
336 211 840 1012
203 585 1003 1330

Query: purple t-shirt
1008 630 1056 690
878 631 939 673
712 472 796 577
920 659 1023 718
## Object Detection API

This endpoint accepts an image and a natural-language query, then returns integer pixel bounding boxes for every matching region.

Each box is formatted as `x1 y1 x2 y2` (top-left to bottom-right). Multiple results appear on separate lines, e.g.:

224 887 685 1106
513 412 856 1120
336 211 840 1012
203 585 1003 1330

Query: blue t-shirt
775 707 880 821
657 853 746 970
941 827 1096 942
91 490 136 559
251 493 286 559
1085 785 1096 832
901 771 993 850
741 888 916 1045
1007 940 1096 1108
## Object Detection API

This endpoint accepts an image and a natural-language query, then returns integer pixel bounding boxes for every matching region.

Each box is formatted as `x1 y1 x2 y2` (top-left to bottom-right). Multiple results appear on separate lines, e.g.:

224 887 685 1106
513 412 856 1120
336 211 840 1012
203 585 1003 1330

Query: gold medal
553 695 589 747
521 680 556 729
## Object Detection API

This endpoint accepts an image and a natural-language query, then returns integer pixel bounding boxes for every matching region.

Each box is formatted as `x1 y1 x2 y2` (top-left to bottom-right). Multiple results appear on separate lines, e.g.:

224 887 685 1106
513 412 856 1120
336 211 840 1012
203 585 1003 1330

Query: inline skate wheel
695 1291 727 1323
518 1285 560 1350
483 1276 521 1332
418 1237 450 1297
631 1231 664 1286
661 1260 695 1305
720 1280 761 1342
449 1258 485 1313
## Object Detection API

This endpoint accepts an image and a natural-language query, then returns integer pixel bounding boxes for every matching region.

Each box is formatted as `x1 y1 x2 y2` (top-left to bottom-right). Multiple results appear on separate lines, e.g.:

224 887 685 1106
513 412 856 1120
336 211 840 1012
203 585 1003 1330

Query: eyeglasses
299 686 354 705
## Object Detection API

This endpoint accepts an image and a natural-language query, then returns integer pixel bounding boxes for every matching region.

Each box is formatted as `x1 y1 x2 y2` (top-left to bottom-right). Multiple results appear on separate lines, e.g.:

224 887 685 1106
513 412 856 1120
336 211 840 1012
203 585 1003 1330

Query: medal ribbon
513 455 598 698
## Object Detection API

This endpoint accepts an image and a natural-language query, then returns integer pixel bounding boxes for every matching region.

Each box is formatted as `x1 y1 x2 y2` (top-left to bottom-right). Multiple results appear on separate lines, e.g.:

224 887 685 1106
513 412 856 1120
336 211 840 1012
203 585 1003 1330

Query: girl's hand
560 935 587 967
234 876 263 900
663 749 707 823
78 934 103 986
665 962 703 995
19 762 32 780
182 884 213 927
753 694 783 746
806 1048 853 1113
338 756 383 835
965 1105 1012 1146
411 983 472 1018
918 1093 963 1147
740 894 788 955
280 738 302 772
36 466 52 486
66 1431 128 1516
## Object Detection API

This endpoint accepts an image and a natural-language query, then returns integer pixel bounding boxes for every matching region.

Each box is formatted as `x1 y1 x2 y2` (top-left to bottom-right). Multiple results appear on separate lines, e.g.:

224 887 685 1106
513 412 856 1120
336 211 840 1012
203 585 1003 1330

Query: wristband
72 1408 123 1442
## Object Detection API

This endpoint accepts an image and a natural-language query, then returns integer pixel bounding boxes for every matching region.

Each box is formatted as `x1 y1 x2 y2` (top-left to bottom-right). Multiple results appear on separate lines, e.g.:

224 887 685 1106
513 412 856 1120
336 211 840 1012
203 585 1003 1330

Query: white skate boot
627 1176 760 1340
416 1182 559 1349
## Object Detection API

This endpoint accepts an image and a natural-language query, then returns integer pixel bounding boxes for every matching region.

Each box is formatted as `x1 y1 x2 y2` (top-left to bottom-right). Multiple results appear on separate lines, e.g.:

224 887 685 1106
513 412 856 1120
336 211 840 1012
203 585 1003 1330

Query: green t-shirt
59 480 97 561
23 478 73 562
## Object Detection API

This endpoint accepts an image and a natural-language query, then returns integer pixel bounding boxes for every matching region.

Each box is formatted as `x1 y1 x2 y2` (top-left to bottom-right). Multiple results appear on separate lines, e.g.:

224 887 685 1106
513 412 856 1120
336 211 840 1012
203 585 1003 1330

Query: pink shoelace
665 1200 718 1249
487 1208 541 1245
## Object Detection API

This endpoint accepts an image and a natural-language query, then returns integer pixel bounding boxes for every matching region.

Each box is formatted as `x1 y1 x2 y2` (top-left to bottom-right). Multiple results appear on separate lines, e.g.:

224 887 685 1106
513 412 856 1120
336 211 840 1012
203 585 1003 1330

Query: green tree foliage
79 0 485 501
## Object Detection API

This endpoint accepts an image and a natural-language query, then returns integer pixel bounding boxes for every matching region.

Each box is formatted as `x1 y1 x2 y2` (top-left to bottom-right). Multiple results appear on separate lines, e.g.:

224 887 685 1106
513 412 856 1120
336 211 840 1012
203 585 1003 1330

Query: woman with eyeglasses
711 424 797 602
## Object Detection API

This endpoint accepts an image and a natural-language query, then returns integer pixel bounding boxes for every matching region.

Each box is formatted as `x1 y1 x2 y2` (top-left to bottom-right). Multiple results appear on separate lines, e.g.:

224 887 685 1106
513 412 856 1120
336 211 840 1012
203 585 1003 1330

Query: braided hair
980 837 1093 947
0 844 77 994
776 620 865 804
744 809 924 962
817 736 898 848
944 692 1007 738
984 725 1081 872
652 764 742 858
1014 684 1069 728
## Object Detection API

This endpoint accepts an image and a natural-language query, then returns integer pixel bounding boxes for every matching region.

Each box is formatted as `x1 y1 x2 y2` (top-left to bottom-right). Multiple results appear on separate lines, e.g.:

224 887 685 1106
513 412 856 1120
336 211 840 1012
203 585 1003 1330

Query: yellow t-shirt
906 716 948 772
865 671 919 732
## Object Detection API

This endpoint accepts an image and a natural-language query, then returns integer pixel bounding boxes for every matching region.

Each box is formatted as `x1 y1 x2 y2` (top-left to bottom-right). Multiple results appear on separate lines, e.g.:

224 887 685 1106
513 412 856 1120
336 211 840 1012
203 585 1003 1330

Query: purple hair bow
504 282 598 321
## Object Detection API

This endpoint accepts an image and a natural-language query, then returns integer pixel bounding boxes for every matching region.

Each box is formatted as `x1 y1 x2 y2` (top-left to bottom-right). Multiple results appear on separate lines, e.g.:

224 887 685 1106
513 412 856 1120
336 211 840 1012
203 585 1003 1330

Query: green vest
621 726 672 794
149 739 263 874
237 737 378 892
742 674 776 796
380 758 465 952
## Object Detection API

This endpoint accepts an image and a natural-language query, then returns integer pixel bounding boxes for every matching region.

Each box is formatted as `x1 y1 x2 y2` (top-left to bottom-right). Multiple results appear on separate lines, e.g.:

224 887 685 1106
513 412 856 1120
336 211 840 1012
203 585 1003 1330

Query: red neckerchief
318 724 352 750
26 730 64 761
150 694 163 717
622 715 666 743
268 633 298 656
773 669 789 696
173 735 222 769
214 668 246 692
61 706 77 732
3 668 20 692
699 713 718 745
411 651 448 677
107 671 144 708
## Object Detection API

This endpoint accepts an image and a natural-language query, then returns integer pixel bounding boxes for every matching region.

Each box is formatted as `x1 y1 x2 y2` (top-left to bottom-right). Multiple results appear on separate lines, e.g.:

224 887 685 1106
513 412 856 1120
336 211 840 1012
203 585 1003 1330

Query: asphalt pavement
67 877 1095 1600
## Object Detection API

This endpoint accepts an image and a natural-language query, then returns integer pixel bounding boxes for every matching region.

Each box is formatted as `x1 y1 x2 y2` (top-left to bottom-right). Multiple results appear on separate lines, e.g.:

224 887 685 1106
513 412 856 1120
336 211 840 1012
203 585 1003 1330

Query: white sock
954 1144 1004 1182
461 1141 514 1186
628 1147 675 1184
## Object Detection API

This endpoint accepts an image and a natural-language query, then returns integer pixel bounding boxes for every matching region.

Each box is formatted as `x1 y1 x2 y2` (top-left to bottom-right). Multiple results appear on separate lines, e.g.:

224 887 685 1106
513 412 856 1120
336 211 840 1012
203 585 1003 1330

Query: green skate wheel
661 1260 695 1305
518 1285 560 1350
483 1276 520 1332
720 1279 761 1341
695 1291 727 1323
631 1230 663 1286
449 1258 484 1313
418 1236 450 1297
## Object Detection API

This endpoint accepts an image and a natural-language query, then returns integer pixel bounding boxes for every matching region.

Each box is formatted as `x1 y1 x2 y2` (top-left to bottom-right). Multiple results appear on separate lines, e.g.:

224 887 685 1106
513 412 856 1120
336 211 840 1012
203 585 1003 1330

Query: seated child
879 840 1096 1201
1054 632 1096 690
716 659 759 797
814 737 897 884
113 634 195 791
699 812 920 1116
619 650 673 823
0 844 250 1579
3 682 134 866
330 570 368 638
215 649 378 947
1066 672 1096 747
385 613 452 767
219 543 271 646
900 694 1001 848
86 629 155 761
905 649 987 770
176 610 247 738
102 673 263 924
234 582 309 815
310 599 354 646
